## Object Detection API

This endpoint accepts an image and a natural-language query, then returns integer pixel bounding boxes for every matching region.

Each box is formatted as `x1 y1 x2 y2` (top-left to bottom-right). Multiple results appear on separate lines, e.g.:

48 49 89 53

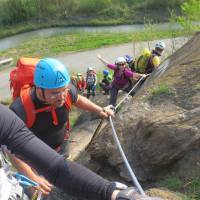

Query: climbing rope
115 76 146 110
87 76 149 194
109 76 149 195
88 76 148 149
109 116 145 196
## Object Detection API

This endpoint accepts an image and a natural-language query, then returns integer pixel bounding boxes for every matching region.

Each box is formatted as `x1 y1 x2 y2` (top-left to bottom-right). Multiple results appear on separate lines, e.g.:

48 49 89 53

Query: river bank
0 23 181 51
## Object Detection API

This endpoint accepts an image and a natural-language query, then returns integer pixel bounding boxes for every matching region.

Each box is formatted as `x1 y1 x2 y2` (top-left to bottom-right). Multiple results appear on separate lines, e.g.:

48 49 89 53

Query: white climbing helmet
115 57 126 65
155 41 166 50
87 67 93 72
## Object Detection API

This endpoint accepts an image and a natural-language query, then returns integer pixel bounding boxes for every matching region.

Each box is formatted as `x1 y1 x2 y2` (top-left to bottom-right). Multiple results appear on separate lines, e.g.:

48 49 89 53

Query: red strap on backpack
65 90 72 131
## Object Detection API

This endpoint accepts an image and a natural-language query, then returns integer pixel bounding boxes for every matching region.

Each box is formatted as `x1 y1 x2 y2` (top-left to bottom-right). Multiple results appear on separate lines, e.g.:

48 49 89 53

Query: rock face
85 32 200 185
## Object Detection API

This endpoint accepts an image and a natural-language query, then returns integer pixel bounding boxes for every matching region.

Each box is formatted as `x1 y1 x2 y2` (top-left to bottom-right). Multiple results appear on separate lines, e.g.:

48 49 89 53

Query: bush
178 0 200 33
76 0 111 15
1 0 36 24
99 5 130 18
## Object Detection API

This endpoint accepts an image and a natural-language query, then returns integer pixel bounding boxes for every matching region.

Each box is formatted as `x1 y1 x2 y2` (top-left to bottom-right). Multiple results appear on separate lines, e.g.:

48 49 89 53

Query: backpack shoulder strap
146 53 155 73
136 55 143 66
21 87 73 129
65 90 72 110
20 86 54 127
20 86 36 128
64 91 73 131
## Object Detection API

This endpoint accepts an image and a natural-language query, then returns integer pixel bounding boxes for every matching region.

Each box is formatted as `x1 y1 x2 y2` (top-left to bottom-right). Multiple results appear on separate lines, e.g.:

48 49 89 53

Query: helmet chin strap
36 87 48 103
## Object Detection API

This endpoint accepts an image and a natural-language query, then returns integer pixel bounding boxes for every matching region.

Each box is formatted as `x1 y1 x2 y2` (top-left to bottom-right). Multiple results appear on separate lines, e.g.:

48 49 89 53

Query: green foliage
62 0 79 17
179 0 200 32
0 0 184 26
1 0 36 24
170 0 200 35
98 5 129 18
185 178 200 200
144 0 185 9
163 176 182 190
149 84 175 98
160 177 200 200
70 108 80 128
180 0 200 21
75 0 111 15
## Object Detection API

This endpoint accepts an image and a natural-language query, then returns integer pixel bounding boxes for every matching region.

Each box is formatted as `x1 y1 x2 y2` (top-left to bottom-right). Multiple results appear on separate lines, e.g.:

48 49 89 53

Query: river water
0 23 181 51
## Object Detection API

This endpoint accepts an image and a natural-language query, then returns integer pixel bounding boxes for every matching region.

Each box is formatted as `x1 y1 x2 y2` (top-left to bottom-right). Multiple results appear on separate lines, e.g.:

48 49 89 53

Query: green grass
163 176 182 190
184 179 200 200
0 29 188 68
158 176 200 200
69 107 82 128
149 84 175 98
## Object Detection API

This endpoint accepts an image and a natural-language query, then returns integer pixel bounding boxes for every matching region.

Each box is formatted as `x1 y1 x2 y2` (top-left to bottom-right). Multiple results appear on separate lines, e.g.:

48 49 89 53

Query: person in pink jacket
97 54 147 106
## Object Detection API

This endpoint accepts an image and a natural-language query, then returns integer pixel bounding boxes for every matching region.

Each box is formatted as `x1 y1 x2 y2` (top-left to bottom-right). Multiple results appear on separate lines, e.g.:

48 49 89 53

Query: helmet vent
56 71 66 86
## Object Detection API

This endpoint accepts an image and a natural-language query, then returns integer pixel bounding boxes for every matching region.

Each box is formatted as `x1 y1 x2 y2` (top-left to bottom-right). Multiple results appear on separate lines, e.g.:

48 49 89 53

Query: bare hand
34 176 53 195
98 105 115 118
97 53 102 60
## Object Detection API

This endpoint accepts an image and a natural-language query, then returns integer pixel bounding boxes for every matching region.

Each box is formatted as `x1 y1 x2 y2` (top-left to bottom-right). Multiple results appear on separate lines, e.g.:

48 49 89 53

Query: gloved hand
113 181 127 190
116 187 163 200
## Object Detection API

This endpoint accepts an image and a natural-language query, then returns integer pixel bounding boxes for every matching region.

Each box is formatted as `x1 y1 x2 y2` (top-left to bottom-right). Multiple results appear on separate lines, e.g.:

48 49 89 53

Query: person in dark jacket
0 103 162 200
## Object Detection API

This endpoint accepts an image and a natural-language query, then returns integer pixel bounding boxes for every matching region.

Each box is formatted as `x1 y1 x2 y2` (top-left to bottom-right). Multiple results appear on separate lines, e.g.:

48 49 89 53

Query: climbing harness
0 149 42 200
109 116 145 196
14 173 43 200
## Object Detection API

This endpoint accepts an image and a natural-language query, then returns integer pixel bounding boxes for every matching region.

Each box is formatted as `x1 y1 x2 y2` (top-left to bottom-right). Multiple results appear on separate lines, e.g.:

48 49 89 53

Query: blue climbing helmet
123 55 133 64
34 58 70 89
103 69 109 76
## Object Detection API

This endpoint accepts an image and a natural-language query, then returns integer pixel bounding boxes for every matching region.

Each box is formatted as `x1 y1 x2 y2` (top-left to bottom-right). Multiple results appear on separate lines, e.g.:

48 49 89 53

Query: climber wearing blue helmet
9 58 115 196
103 69 109 76
100 69 112 95
34 58 71 107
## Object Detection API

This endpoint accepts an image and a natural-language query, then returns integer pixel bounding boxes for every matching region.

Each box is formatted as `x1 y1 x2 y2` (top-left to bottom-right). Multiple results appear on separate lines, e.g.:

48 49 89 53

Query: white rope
109 116 146 195
115 76 145 110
